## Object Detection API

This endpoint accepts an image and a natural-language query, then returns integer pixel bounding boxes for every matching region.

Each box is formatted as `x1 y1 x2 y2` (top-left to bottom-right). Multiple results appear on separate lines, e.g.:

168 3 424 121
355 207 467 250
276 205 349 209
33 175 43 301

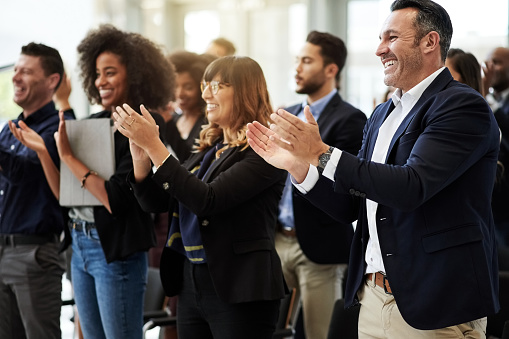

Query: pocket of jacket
421 223 483 253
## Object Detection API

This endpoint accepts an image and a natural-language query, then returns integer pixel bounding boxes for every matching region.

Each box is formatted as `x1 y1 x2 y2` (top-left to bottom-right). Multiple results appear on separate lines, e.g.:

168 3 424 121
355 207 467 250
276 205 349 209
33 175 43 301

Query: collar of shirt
298 88 338 121
391 67 446 114
17 101 57 126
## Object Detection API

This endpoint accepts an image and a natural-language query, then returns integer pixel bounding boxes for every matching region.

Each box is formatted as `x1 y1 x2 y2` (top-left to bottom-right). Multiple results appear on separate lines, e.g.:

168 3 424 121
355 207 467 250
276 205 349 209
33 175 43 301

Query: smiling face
376 8 424 92
94 51 128 110
202 75 234 129
175 71 201 113
12 54 55 115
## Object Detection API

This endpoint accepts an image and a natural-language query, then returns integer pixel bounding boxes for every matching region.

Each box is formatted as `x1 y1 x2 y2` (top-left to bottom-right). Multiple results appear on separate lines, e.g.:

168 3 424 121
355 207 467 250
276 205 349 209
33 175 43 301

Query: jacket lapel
201 146 237 182
384 69 454 162
366 101 394 161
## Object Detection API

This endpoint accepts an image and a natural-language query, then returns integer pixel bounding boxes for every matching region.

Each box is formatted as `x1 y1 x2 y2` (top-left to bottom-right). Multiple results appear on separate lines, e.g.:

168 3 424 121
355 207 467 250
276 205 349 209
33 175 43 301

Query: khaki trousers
358 274 487 339
275 232 346 339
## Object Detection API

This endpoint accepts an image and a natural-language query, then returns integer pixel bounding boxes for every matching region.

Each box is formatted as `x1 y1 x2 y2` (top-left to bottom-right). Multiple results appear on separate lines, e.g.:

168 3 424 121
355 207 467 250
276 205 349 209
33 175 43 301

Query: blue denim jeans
71 227 148 339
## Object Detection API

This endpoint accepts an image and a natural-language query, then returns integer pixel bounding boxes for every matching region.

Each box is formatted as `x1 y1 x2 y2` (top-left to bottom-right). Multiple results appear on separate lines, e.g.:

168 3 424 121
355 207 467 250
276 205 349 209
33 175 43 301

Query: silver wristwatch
317 146 334 174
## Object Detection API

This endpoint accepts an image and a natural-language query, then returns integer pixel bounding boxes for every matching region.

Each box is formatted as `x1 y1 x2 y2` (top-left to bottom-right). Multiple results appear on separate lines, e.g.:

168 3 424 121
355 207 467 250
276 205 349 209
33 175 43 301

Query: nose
376 41 388 58
175 85 183 99
12 69 21 82
295 60 302 73
95 73 106 87
201 84 212 100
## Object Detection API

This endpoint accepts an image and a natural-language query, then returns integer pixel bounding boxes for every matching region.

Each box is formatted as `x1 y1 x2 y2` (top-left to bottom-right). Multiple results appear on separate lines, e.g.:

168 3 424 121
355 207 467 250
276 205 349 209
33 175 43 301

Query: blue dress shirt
278 89 337 230
0 101 64 235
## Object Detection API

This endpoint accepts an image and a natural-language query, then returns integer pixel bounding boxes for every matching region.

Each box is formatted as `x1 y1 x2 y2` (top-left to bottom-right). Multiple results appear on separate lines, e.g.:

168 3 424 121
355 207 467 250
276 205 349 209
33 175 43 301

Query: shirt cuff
291 164 319 194
322 148 342 181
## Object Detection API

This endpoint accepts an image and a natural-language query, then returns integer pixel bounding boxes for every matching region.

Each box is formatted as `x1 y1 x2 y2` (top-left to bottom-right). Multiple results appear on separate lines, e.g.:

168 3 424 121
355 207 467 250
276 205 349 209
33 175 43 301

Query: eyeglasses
200 80 230 95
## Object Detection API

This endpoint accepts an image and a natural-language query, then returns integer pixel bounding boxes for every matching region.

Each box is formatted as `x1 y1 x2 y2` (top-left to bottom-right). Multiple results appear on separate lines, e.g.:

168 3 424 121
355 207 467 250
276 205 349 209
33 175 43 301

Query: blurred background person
114 56 287 339
446 48 483 94
10 24 175 339
204 37 236 57
484 47 509 249
275 30 366 339
163 50 214 163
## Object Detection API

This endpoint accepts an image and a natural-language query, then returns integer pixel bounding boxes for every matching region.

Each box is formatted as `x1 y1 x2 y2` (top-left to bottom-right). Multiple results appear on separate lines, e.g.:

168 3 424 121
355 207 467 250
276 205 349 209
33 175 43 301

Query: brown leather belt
366 272 392 295
281 228 296 238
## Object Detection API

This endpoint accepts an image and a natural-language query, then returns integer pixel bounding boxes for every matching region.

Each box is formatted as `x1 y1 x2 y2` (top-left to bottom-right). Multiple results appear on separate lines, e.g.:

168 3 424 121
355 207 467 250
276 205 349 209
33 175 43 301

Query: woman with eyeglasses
113 56 287 339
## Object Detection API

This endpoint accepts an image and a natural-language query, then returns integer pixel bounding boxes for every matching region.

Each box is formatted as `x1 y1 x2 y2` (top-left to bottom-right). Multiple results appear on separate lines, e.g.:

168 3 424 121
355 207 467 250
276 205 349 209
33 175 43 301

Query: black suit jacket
304 69 500 329
286 93 366 264
132 144 287 304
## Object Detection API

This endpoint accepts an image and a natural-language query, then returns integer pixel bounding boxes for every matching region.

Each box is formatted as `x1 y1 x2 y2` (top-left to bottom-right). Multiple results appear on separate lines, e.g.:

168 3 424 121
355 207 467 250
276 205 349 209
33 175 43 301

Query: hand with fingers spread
113 103 160 150
113 103 170 181
268 106 330 167
247 121 309 182
8 120 46 154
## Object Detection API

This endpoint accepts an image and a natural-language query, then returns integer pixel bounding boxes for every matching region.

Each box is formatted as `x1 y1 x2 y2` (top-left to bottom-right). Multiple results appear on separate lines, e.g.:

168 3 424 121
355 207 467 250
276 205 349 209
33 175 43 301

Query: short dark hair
21 42 64 90
447 48 483 94
390 0 453 62
306 31 347 87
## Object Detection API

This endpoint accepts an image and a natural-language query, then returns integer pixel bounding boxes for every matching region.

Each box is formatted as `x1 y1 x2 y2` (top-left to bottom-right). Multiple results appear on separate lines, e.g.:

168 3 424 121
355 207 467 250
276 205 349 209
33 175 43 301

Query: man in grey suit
276 31 366 339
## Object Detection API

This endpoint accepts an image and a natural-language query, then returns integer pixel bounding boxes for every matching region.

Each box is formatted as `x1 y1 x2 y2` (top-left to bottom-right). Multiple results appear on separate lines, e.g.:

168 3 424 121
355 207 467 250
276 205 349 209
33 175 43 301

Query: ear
325 63 339 80
47 73 61 92
422 31 440 55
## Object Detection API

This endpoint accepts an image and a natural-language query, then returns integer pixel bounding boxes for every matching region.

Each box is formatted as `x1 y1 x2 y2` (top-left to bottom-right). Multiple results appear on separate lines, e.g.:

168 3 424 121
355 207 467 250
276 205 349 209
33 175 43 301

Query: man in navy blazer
276 31 366 339
247 0 500 337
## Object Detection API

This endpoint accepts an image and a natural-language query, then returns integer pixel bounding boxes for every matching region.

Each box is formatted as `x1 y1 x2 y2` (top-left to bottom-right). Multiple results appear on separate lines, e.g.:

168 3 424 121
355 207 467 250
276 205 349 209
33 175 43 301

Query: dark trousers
0 240 65 339
177 260 280 339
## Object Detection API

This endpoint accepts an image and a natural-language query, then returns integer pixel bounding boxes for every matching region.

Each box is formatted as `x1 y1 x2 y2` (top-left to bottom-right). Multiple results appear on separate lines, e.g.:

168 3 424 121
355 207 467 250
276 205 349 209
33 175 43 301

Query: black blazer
304 69 500 329
131 144 287 304
286 93 366 264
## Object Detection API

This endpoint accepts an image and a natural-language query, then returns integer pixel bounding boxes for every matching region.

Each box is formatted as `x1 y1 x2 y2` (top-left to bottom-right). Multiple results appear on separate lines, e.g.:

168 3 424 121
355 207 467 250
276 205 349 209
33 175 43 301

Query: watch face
318 147 333 169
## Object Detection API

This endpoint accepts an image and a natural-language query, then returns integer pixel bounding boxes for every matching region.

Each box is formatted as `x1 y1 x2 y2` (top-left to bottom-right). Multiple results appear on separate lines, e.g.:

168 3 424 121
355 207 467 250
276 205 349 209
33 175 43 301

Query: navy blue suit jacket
286 93 366 264
304 69 500 329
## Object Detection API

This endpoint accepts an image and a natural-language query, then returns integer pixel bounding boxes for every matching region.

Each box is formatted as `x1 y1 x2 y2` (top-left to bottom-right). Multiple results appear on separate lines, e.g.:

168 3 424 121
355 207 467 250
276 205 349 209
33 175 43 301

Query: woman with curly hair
10 24 175 339
164 51 215 163
113 56 287 339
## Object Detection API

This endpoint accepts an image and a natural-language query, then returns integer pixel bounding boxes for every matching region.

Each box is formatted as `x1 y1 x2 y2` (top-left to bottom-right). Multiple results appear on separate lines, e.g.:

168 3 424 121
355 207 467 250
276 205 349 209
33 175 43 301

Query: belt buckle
382 274 392 295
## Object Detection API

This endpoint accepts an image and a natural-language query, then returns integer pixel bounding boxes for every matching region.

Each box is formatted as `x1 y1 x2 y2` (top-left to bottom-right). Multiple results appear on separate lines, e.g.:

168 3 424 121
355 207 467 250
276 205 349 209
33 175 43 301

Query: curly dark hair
76 24 175 109
168 50 216 111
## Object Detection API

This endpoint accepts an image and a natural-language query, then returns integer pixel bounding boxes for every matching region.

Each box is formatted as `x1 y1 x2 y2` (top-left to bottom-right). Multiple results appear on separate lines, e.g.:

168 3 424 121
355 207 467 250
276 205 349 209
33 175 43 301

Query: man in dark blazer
275 31 366 339
485 47 509 247
247 0 500 337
